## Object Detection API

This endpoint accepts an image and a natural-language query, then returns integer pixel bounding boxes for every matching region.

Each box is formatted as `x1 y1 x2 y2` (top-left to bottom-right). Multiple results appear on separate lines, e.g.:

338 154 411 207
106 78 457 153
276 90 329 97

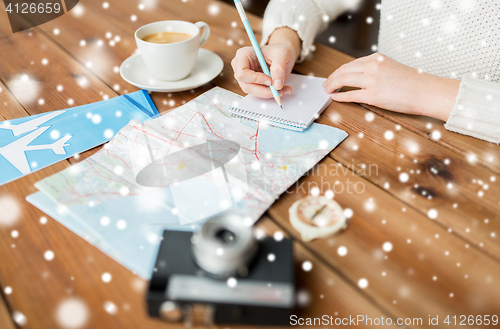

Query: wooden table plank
0 82 30 120
0 76 117 328
52 0 500 262
268 157 500 322
360 103 500 173
0 29 112 115
0 80 29 329
256 217 392 327
0 0 14 33
316 103 500 259
0 297 16 329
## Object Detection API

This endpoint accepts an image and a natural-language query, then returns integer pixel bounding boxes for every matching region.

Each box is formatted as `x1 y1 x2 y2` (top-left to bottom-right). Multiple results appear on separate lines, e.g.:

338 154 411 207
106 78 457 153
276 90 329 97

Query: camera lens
192 213 257 278
214 228 236 245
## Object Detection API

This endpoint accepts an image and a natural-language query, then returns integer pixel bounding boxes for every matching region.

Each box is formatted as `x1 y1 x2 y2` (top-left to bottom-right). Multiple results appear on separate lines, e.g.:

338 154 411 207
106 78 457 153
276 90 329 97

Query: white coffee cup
135 20 210 81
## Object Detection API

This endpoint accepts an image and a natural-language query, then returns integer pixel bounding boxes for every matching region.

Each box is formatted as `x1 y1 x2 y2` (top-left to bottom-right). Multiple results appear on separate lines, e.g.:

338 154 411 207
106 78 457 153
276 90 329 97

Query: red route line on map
135 108 328 162
202 94 261 161
251 122 260 161
55 98 331 202
169 113 198 150
134 95 266 162
131 115 203 160
50 164 128 201
202 94 225 114
58 174 83 198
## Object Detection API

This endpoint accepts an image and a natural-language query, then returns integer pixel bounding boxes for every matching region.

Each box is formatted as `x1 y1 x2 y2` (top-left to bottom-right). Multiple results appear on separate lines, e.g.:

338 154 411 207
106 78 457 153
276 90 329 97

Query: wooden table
1 0 499 328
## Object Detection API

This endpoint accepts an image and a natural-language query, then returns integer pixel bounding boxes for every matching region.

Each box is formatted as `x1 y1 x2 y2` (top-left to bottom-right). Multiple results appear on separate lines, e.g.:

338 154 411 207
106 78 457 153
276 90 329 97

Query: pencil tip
280 105 283 109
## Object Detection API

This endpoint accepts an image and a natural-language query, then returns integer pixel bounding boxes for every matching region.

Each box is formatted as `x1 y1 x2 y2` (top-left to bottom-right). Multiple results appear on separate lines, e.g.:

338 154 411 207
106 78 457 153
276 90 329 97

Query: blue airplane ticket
0 90 158 186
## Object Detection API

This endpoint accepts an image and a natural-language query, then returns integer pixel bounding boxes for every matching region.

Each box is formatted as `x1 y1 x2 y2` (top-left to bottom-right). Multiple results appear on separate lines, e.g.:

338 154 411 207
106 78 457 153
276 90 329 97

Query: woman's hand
231 27 301 98
323 53 460 121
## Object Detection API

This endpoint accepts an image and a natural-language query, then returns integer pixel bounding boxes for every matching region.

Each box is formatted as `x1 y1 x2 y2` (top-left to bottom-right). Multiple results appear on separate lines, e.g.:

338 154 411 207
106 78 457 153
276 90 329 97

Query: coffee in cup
141 32 193 44
135 20 210 81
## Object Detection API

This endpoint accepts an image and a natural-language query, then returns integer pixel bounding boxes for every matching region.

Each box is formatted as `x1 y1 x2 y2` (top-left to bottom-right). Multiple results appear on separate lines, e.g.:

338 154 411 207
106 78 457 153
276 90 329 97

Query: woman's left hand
323 53 460 121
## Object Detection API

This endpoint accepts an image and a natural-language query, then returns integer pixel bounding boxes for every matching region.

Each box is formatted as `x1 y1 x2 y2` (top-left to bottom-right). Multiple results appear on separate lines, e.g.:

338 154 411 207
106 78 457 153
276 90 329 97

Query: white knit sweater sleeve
261 0 361 62
445 76 500 144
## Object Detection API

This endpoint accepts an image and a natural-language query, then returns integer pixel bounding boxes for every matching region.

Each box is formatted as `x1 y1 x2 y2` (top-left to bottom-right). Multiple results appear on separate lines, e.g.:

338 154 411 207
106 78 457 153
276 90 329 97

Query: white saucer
120 49 224 92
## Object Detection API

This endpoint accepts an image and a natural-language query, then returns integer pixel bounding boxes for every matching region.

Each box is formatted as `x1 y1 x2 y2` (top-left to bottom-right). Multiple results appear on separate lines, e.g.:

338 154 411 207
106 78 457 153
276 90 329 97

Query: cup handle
195 21 210 47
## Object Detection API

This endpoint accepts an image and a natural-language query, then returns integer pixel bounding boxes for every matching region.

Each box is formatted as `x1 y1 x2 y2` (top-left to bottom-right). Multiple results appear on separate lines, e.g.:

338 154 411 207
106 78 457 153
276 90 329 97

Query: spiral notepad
230 74 332 131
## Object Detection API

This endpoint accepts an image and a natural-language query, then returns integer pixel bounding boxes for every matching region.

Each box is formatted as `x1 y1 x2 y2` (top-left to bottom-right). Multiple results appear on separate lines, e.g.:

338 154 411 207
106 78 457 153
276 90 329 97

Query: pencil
233 0 283 109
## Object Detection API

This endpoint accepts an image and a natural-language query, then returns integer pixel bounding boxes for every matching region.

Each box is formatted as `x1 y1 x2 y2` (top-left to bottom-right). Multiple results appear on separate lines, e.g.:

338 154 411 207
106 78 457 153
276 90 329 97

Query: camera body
147 229 295 326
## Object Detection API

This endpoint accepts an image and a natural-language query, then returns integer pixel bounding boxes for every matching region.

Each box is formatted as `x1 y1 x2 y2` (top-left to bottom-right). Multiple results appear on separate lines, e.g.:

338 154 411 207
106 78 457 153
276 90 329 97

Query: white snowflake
13 311 27 326
364 198 375 211
56 298 89 328
384 130 394 140
208 3 220 15
273 231 284 241
44 250 55 261
302 261 313 272
101 272 112 283
0 196 21 227
358 278 369 289
337 246 348 256
116 219 127 230
227 277 237 288
103 301 118 315
382 242 393 252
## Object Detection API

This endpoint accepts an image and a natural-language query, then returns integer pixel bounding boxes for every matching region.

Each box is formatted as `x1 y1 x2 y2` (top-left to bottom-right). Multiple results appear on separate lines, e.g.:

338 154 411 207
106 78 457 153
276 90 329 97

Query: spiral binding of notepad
229 107 307 132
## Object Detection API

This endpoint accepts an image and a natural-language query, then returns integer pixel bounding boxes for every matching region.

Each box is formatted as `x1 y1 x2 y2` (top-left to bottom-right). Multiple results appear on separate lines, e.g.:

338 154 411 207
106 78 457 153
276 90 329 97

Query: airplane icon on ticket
0 110 72 174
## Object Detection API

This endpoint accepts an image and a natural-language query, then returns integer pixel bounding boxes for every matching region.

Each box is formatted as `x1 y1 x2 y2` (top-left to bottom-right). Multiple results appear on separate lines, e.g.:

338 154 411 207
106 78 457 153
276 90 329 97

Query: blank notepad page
230 74 332 131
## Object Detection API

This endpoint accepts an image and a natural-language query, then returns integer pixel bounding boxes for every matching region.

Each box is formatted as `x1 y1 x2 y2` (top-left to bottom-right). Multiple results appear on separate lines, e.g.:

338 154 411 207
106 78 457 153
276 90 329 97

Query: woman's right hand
231 28 301 98
231 44 296 98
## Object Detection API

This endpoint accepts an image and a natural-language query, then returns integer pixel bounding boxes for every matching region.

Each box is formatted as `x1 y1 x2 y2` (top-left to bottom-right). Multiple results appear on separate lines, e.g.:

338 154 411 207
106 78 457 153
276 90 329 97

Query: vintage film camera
147 213 295 326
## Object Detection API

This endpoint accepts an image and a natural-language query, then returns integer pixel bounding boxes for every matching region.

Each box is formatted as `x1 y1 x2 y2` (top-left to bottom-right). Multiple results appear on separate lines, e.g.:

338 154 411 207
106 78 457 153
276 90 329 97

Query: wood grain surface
0 0 498 328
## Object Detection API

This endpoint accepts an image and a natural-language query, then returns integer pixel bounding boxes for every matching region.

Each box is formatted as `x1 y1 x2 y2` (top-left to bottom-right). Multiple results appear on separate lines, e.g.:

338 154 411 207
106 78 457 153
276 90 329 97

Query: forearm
268 27 301 61
411 72 499 143
420 74 460 121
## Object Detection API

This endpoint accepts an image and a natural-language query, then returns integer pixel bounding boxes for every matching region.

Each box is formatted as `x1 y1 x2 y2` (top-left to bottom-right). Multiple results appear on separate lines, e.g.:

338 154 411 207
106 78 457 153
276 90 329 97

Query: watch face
296 197 343 227
290 196 347 241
